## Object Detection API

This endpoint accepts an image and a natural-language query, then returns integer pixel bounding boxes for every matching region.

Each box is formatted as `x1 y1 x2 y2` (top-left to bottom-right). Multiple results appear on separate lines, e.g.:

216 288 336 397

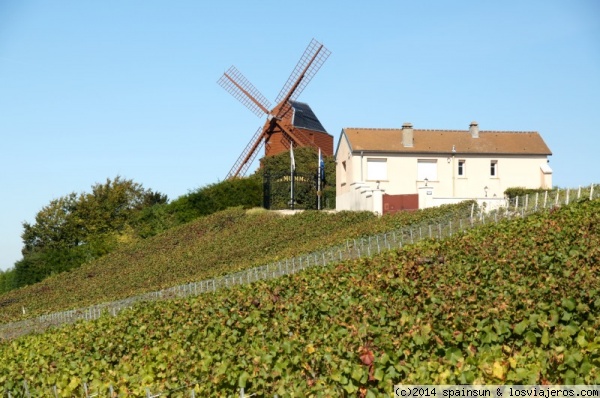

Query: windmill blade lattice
218 66 272 117
274 39 331 105
225 126 265 179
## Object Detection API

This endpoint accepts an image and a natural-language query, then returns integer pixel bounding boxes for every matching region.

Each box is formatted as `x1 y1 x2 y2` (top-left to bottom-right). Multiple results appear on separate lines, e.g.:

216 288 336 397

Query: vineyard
0 197 598 396
0 202 473 324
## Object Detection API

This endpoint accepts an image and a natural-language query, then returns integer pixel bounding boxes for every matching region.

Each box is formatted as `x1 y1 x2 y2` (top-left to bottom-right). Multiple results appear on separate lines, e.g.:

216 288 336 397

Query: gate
263 172 317 210
382 194 418 214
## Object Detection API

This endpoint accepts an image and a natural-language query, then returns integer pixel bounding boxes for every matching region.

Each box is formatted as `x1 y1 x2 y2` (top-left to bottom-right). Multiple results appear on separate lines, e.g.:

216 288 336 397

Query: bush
504 186 550 199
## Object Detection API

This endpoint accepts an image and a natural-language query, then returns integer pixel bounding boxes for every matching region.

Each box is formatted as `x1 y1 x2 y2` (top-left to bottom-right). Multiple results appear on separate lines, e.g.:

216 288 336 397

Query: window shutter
367 159 387 180
417 160 437 181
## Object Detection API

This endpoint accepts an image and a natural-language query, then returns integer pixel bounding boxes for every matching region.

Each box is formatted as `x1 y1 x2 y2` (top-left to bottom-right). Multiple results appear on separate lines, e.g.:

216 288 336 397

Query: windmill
218 39 333 179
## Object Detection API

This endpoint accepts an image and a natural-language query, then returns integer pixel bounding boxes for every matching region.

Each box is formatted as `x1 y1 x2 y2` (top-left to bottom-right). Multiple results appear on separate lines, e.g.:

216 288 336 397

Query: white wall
336 181 384 213
428 196 508 212
338 151 551 200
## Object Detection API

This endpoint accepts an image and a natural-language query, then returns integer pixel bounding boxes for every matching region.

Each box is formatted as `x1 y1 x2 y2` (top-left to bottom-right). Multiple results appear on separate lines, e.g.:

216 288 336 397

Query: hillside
0 198 598 396
0 202 473 324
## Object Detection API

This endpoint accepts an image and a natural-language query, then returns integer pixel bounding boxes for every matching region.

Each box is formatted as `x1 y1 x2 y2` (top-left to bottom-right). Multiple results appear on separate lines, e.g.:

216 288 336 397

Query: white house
335 121 552 214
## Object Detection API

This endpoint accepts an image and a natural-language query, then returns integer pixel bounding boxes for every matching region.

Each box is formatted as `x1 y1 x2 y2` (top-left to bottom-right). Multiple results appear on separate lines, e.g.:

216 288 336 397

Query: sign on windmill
217 39 333 179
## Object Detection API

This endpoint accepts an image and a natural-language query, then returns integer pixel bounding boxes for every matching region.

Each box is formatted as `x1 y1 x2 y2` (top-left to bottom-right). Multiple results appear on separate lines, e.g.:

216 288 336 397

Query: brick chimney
402 122 414 147
469 121 479 138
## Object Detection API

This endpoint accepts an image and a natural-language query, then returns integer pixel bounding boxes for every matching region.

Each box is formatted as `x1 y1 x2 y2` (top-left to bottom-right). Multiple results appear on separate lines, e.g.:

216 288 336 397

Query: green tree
21 193 80 254
0 268 17 294
15 176 167 288
168 175 262 224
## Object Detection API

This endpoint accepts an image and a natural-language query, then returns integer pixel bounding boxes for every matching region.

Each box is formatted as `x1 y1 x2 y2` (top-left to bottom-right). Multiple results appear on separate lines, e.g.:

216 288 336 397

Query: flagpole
317 148 322 210
290 141 295 210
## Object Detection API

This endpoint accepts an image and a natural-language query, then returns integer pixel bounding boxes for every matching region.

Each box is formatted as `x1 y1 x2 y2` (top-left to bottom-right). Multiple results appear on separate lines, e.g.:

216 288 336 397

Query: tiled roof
291 101 327 133
342 127 552 155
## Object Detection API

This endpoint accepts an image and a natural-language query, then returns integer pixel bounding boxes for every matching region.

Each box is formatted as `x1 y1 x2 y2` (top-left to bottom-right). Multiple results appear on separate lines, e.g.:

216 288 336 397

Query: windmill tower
218 39 333 179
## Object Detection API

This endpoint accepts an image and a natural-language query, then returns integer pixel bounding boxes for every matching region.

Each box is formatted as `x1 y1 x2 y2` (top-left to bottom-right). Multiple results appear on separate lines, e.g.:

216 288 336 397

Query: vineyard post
535 192 539 211
428 224 432 238
525 194 529 212
566 188 570 205
555 189 560 206
515 196 519 211
544 190 548 208
438 223 442 239
590 184 594 200
53 385 58 397
23 380 30 398
449 220 452 237
577 186 581 199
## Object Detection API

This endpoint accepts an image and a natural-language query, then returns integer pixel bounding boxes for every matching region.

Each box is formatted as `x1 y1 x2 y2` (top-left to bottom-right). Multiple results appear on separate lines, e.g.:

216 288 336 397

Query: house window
367 158 387 181
341 161 347 185
458 160 465 176
417 160 437 181
490 160 498 177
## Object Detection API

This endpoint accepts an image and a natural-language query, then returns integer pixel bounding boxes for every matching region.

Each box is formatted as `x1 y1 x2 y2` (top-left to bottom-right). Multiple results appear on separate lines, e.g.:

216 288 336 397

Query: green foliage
0 199 598 395
0 202 475 324
14 176 167 290
0 269 16 295
504 186 550 199
167 175 262 224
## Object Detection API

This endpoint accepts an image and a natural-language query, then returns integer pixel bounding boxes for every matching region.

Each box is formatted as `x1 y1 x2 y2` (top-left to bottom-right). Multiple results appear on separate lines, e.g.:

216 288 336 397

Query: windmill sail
218 66 271 117
218 39 333 179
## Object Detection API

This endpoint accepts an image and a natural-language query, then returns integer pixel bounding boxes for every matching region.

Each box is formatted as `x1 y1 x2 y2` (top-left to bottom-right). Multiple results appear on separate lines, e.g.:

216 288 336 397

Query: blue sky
1 1 599 270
